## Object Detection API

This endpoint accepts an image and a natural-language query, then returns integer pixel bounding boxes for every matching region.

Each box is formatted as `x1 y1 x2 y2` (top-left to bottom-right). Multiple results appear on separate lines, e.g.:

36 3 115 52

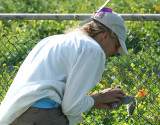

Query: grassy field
0 0 160 124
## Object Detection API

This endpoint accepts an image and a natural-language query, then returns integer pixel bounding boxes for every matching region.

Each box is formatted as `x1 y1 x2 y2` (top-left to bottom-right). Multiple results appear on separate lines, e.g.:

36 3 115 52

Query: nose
110 52 118 57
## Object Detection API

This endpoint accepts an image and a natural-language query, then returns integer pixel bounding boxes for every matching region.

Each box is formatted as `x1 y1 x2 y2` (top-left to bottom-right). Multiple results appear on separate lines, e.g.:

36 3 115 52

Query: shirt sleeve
61 48 105 124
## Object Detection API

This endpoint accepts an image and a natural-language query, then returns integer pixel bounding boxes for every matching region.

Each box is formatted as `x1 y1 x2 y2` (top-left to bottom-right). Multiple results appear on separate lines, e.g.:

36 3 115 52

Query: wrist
90 93 102 108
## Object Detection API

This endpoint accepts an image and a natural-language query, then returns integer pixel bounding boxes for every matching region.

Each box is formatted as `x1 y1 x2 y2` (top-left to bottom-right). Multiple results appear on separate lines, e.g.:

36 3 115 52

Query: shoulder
66 31 104 53
65 31 106 62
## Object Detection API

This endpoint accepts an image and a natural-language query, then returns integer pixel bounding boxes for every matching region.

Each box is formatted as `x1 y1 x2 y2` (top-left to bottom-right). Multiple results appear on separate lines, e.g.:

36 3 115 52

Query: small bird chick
111 85 136 116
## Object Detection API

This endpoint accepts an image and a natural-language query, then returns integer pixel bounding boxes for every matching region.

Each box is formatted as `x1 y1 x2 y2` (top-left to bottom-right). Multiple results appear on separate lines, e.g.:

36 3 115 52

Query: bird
111 85 136 116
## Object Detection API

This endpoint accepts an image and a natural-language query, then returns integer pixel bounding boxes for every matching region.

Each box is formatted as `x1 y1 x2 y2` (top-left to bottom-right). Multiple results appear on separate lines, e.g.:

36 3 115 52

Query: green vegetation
0 0 160 124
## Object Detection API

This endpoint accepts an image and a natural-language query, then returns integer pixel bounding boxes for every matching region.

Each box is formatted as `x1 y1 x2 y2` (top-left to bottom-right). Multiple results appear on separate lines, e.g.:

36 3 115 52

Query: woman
0 8 128 125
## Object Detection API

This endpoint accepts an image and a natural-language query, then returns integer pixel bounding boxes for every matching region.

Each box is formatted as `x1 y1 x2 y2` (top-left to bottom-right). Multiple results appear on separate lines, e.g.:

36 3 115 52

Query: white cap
94 12 128 55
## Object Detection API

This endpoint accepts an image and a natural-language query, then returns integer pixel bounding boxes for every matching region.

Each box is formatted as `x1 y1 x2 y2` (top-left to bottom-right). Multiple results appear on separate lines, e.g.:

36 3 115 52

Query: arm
61 48 105 116
90 88 125 109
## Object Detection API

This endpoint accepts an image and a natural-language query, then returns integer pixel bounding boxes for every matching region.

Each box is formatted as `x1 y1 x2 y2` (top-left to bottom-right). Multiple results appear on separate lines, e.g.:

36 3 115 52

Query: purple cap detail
97 7 112 13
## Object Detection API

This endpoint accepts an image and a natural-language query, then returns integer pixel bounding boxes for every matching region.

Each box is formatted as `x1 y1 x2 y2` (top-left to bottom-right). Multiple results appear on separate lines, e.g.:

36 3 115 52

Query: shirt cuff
66 96 94 125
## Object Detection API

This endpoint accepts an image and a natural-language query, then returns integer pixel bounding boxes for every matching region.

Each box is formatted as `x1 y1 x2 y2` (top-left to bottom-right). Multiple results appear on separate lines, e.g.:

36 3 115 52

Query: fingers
100 88 125 104
116 93 124 97
118 101 122 107
102 88 124 95
114 88 124 94
94 103 112 109
92 87 126 110
95 103 122 110
103 104 111 110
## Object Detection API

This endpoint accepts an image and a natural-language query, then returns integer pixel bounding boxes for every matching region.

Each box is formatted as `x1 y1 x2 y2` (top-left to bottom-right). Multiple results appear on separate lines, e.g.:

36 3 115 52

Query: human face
98 32 121 58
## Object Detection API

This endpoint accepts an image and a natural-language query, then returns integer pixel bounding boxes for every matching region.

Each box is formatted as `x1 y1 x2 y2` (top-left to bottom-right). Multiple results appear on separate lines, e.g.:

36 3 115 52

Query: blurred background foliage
0 0 160 124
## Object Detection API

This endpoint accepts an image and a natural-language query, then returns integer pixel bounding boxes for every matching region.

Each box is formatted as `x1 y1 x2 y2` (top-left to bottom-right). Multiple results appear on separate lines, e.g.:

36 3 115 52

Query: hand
100 88 125 103
91 88 125 109
92 103 111 109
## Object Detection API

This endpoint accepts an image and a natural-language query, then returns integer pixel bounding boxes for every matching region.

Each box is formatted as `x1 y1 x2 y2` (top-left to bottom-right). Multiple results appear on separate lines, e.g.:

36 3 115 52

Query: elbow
61 102 78 116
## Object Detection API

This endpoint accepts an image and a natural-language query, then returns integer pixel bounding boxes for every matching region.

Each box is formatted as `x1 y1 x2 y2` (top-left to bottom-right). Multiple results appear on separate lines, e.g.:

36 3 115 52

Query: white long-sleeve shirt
0 31 106 125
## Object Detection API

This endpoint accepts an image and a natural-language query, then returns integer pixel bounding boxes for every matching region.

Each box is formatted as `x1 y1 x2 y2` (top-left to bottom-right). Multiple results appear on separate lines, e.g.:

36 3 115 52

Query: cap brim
79 18 93 26
118 38 129 55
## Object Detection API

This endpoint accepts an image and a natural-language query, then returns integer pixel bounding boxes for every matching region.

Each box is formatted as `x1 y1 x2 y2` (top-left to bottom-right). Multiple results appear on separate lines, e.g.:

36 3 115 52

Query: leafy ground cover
0 0 160 124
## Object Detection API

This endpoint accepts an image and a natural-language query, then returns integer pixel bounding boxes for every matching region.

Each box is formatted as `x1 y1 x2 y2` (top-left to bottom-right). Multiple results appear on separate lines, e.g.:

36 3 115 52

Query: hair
66 19 116 38
80 19 116 38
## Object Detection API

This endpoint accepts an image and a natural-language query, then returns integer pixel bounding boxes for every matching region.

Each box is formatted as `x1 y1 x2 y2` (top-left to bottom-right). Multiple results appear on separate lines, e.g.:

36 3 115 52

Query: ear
101 32 110 42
